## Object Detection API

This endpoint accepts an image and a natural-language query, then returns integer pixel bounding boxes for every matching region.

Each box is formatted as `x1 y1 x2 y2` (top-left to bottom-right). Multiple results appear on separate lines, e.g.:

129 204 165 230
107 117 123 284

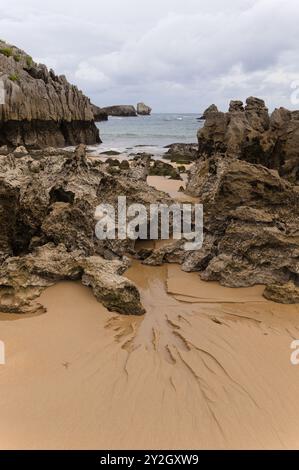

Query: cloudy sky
1 0 299 112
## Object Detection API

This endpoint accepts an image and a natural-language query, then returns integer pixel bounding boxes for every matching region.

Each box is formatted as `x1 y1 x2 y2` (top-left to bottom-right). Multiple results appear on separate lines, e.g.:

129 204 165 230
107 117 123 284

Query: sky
1 0 299 112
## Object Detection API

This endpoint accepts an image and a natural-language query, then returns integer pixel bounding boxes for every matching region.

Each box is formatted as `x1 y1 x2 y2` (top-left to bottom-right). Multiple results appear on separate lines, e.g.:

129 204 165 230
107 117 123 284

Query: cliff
0 40 100 148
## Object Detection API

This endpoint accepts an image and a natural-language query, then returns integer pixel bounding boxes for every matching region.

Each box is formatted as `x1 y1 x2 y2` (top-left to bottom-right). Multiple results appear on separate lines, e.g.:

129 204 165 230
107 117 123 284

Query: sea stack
91 104 108 122
137 102 152 115
101 105 137 117
0 39 100 148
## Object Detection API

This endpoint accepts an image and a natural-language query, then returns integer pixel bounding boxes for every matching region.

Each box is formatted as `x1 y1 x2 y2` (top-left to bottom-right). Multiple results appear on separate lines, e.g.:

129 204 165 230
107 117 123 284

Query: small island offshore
0 0 299 454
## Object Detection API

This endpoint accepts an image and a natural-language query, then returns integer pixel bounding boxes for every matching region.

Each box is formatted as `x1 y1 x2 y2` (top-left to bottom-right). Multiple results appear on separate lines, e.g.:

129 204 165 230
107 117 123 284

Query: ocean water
91 113 202 156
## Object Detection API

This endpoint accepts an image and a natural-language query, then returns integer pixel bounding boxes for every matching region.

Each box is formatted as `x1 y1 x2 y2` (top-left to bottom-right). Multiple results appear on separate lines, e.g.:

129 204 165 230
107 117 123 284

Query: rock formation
164 143 198 163
142 97 299 304
0 40 100 148
0 144 172 315
91 104 108 122
149 160 182 180
197 96 299 183
185 157 299 290
199 104 218 120
137 102 152 115
101 105 137 117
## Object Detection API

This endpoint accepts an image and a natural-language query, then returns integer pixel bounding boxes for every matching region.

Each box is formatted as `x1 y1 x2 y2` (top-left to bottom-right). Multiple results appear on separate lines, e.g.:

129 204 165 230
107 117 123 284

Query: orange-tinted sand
1 176 299 450
0 262 299 449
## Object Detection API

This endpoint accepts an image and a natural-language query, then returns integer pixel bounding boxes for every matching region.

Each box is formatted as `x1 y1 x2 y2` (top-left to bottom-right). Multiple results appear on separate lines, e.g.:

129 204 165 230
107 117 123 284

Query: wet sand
0 262 299 449
1 176 299 450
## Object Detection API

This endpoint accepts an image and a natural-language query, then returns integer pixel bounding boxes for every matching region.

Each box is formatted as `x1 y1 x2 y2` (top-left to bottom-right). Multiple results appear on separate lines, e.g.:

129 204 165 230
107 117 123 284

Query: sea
89 113 202 157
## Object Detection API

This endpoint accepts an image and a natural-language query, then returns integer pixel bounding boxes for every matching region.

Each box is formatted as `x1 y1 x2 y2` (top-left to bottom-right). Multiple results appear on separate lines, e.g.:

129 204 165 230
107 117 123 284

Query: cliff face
0 40 100 148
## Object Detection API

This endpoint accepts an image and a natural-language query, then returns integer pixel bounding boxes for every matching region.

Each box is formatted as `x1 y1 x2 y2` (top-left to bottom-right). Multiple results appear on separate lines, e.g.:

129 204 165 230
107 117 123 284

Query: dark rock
119 160 130 170
229 100 244 112
164 143 198 163
149 160 182 180
177 165 186 173
91 104 108 121
100 150 121 156
0 39 100 148
101 105 137 117
106 158 120 167
137 102 152 115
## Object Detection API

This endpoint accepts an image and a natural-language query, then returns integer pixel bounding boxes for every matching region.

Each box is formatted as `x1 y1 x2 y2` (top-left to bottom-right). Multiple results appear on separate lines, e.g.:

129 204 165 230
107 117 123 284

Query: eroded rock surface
0 145 171 314
164 143 198 163
0 39 100 148
137 102 152 115
264 281 299 304
144 155 299 303
185 155 299 301
199 104 219 120
144 97 299 304
198 96 299 183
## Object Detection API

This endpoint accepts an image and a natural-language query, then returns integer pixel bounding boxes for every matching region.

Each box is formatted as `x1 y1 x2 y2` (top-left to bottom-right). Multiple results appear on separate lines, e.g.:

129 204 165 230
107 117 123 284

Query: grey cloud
1 0 299 112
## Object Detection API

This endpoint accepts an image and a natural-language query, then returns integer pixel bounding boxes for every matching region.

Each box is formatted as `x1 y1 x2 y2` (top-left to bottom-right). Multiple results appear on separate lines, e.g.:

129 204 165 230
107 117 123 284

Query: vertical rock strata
0 40 100 148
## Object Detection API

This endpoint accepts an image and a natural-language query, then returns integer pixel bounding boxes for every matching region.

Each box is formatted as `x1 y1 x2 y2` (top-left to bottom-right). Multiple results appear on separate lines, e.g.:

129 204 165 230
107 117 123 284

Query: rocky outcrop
0 243 144 315
264 281 299 304
0 40 100 148
199 104 218 120
184 156 299 302
91 104 108 122
141 98 299 304
81 256 145 315
164 143 198 163
149 160 182 180
0 144 172 314
101 105 137 117
197 96 299 183
137 102 152 115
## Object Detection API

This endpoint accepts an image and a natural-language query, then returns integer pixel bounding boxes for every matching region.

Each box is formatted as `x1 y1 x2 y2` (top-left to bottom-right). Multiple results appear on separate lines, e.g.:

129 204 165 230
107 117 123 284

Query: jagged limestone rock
197 96 299 183
0 39 100 148
0 145 173 314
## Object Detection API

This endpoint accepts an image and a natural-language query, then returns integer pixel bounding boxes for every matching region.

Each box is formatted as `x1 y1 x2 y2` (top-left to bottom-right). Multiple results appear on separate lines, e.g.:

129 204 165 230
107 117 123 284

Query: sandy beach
1 175 299 450
0 258 299 450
